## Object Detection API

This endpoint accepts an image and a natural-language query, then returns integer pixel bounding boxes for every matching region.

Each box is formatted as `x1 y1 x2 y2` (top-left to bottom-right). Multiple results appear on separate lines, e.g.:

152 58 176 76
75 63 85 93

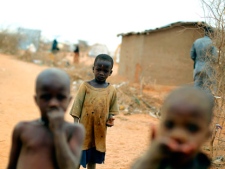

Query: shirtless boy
7 68 85 169
132 87 214 169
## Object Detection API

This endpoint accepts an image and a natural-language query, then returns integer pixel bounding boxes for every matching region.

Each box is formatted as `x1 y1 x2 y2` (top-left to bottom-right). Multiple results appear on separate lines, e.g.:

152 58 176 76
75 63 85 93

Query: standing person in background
50 39 60 65
190 26 217 93
51 39 60 54
70 54 119 169
74 45 80 64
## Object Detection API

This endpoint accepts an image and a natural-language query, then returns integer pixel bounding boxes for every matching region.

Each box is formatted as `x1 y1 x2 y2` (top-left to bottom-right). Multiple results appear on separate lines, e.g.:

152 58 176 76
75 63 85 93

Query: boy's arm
70 83 86 119
131 137 174 169
109 88 119 115
132 125 198 169
48 111 85 169
7 123 23 169
131 147 160 169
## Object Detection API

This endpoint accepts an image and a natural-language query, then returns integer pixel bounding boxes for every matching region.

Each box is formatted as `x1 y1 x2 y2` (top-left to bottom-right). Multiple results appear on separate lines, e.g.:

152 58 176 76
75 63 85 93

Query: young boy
131 87 214 169
70 54 119 169
7 68 85 169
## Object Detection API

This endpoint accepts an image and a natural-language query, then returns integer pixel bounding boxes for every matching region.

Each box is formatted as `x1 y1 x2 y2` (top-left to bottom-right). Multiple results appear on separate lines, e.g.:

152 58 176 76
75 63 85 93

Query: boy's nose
49 98 59 107
99 71 104 75
170 129 188 144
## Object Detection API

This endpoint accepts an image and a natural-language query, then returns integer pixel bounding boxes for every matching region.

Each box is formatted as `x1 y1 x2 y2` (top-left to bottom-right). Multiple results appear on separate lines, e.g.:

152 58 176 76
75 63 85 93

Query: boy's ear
151 124 157 141
109 70 113 76
34 95 38 105
206 129 212 139
92 66 94 72
69 96 73 104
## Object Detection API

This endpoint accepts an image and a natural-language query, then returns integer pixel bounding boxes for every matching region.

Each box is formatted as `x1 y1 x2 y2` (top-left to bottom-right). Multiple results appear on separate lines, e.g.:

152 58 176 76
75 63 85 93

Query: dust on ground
0 54 172 169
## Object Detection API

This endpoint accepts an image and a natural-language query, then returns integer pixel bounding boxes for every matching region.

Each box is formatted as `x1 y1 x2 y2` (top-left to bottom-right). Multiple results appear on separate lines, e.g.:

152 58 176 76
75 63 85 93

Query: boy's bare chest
21 125 54 151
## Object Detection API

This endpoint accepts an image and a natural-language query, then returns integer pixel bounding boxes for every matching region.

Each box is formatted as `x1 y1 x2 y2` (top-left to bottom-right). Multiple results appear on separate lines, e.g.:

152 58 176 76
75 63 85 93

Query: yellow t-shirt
70 82 119 152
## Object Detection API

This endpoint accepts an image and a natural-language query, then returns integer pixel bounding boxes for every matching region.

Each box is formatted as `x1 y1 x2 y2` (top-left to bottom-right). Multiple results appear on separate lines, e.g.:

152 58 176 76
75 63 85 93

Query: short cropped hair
162 86 214 122
94 54 114 68
204 26 214 37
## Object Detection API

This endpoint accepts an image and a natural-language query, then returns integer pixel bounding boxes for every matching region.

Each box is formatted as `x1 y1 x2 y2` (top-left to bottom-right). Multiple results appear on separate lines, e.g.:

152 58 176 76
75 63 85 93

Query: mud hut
117 21 206 85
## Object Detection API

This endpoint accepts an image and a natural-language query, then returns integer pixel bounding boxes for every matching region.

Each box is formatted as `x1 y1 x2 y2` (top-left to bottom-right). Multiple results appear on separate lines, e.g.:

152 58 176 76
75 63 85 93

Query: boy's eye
186 123 199 133
164 120 174 129
104 70 109 73
57 94 66 101
40 94 52 101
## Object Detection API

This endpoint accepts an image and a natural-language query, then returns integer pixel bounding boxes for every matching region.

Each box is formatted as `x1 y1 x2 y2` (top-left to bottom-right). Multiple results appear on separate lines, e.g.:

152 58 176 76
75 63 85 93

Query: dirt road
0 54 158 169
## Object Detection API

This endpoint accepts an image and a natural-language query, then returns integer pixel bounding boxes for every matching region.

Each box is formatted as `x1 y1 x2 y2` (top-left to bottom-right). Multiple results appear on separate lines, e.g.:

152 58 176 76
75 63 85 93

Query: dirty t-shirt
70 82 119 152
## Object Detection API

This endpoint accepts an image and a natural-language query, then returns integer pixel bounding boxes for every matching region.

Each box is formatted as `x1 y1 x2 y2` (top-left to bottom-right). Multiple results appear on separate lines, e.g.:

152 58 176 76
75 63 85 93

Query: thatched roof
117 21 207 37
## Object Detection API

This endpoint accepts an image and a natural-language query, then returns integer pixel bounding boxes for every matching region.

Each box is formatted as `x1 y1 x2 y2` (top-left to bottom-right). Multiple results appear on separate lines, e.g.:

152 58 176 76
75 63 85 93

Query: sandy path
0 54 158 169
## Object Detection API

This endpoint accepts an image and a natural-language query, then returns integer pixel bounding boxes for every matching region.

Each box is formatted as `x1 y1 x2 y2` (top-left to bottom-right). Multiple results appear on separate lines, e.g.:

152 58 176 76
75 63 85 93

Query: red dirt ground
0 54 165 169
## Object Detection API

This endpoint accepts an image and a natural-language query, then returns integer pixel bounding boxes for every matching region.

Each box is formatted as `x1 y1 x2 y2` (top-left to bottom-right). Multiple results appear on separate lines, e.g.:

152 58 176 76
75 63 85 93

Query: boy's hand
132 125 198 169
149 125 197 163
47 109 65 132
151 137 195 156
106 115 115 127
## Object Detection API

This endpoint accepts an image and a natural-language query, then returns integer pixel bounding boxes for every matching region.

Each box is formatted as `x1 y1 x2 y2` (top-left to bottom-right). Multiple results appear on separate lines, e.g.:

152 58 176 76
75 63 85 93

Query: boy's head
159 87 214 161
93 54 113 83
35 68 72 123
204 26 214 37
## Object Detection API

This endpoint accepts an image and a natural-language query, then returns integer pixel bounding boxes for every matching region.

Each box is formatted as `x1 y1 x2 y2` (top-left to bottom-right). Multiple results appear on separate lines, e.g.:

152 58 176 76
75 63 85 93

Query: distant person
190 26 217 93
51 39 60 54
70 54 119 169
7 68 85 169
131 87 214 169
73 45 80 64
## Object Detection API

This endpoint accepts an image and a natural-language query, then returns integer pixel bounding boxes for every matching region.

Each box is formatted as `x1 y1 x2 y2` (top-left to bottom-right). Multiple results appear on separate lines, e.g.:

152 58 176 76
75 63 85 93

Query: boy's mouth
97 76 105 81
47 107 59 112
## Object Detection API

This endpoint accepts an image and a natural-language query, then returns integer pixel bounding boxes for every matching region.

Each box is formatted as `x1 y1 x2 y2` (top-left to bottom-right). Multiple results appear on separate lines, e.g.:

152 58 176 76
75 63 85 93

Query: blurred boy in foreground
7 68 84 169
132 87 214 169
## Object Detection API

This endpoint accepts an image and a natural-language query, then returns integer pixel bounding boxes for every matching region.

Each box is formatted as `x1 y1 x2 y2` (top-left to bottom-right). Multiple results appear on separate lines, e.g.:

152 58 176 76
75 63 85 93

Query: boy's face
159 102 210 162
35 78 71 123
93 59 112 83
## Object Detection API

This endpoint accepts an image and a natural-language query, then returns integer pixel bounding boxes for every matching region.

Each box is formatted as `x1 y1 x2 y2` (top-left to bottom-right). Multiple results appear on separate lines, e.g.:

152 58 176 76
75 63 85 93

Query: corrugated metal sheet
117 21 207 37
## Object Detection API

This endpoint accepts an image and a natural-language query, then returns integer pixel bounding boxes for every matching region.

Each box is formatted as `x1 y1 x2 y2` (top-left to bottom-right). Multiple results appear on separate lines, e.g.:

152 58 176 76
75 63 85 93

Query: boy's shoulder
13 120 42 133
63 122 85 143
64 121 85 134
15 119 40 127
78 81 89 90
108 84 117 92
64 121 84 129
82 81 116 91
14 120 84 138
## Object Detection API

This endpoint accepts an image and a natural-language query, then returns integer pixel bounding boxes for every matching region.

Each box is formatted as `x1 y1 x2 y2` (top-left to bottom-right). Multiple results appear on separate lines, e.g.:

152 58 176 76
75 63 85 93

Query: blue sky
0 0 205 51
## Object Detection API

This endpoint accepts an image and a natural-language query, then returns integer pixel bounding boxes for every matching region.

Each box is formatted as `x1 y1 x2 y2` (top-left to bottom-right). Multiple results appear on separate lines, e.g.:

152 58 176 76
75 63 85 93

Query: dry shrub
66 64 93 82
0 30 22 55
115 83 160 115
201 0 225 168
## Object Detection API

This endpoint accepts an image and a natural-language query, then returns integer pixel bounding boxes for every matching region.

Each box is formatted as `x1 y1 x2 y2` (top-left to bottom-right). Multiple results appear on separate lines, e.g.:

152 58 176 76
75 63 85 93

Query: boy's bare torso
15 120 77 169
